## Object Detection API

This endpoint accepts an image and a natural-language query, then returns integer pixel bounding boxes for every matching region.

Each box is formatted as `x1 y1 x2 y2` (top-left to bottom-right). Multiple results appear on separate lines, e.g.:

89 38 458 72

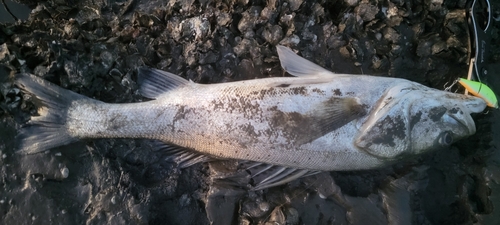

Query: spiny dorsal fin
276 45 337 77
137 68 190 99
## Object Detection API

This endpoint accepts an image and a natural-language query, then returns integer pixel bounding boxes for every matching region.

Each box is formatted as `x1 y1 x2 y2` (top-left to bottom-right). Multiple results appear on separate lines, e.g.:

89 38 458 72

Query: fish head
356 81 486 160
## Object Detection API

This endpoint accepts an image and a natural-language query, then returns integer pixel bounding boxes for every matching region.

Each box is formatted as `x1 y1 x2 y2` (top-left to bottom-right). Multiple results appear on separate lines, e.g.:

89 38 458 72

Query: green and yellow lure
458 78 498 108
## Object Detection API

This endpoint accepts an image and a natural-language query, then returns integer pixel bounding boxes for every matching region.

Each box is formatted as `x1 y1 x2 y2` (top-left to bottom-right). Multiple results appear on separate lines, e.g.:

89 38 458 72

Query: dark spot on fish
155 110 165 119
312 88 325 95
269 108 313 144
364 115 407 148
410 111 422 130
211 99 225 110
173 105 195 123
238 123 261 146
333 89 342 96
249 87 278 100
107 112 127 130
449 107 460 114
211 94 263 118
276 83 291 87
290 86 307 95
428 106 447 122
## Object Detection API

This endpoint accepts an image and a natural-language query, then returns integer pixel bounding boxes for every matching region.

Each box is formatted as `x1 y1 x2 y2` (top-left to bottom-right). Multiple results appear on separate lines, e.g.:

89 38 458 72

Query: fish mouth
450 96 486 135
448 113 475 135
464 97 488 114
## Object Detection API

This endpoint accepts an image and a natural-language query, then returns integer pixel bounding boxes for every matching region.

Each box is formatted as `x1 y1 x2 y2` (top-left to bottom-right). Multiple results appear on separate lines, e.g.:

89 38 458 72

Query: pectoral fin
211 161 320 190
275 97 366 145
311 97 366 140
241 161 321 190
276 45 337 77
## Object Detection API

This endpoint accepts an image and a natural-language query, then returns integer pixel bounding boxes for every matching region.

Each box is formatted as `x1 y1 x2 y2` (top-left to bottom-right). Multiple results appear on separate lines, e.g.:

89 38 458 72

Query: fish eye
438 132 453 146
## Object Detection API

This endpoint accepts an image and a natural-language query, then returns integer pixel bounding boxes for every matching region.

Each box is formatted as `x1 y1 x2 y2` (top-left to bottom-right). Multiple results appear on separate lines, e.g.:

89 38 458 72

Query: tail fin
15 74 87 154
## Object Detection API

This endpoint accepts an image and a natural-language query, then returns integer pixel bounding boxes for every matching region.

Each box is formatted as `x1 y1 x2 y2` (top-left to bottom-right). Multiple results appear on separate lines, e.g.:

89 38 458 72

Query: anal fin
151 141 211 168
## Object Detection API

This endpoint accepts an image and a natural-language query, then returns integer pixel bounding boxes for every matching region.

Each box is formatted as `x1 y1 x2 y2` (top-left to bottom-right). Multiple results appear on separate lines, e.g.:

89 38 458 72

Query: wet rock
384 2 403 26
260 7 276 22
241 197 270 218
233 38 255 57
285 207 299 225
371 55 389 71
262 25 284 45
339 46 353 59
345 0 359 7
63 21 80 39
279 34 301 46
383 27 400 43
199 51 219 65
288 0 304 11
355 3 379 22
345 194 388 224
0 43 10 62
217 12 232 26
326 33 346 49
431 41 447 55
265 207 285 224
238 7 262 33
427 0 444 11
416 40 433 57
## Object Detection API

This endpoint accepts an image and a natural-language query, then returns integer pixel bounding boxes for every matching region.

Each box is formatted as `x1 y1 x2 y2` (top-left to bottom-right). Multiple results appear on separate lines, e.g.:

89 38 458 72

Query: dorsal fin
137 67 190 99
276 45 337 77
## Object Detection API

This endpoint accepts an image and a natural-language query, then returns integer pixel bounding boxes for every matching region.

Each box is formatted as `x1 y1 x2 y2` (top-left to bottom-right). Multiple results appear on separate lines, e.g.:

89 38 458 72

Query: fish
15 45 486 189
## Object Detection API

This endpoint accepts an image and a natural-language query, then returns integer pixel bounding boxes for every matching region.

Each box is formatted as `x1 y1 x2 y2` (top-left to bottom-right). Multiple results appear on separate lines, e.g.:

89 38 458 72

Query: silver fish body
16 46 487 172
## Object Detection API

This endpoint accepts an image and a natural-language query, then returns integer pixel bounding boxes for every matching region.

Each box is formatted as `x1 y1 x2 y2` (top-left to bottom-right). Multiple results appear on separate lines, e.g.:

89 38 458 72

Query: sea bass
16 46 486 179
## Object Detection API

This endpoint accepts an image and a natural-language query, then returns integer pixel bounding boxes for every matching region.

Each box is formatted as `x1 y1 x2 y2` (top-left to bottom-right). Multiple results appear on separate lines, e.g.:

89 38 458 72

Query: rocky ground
0 0 499 224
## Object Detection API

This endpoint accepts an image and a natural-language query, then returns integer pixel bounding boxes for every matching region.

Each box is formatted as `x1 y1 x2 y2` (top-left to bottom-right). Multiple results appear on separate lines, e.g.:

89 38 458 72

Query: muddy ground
0 0 499 224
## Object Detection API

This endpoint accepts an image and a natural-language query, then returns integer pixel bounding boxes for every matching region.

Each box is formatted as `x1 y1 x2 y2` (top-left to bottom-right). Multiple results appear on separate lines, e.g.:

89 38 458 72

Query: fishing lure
459 78 498 108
